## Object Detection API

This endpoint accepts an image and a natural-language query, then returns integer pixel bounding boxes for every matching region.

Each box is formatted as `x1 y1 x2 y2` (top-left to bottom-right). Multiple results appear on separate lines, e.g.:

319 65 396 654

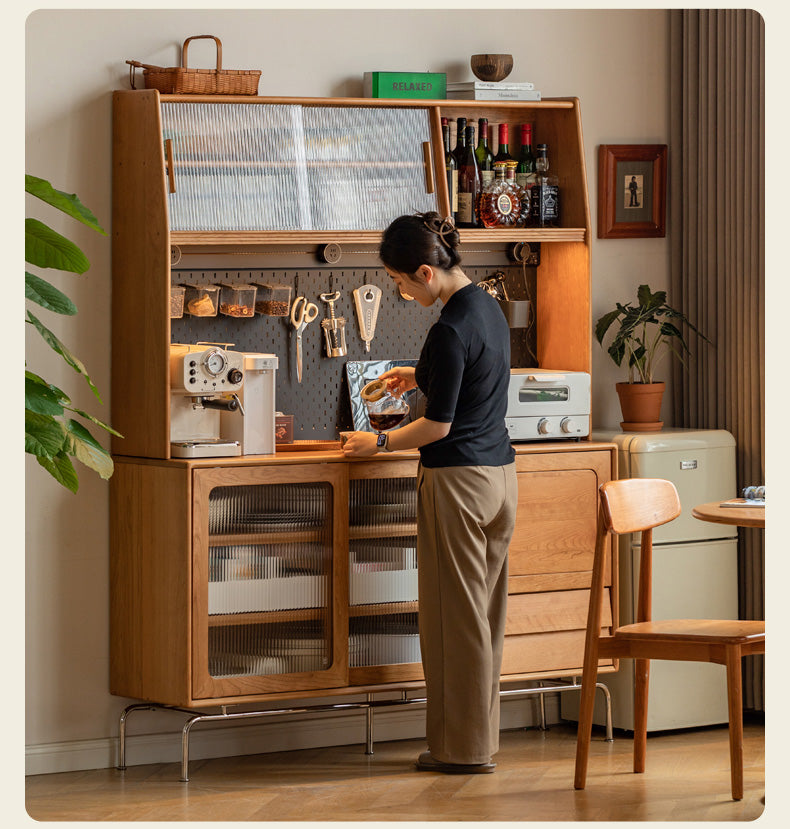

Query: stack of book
446 81 541 101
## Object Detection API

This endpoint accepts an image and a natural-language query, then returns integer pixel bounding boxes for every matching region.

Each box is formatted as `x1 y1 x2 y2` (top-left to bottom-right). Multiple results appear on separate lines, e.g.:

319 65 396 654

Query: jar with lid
255 283 293 317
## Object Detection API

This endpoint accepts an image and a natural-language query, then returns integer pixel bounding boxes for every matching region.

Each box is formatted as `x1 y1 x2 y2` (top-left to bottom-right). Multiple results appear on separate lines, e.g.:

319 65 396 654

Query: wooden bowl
470 54 514 82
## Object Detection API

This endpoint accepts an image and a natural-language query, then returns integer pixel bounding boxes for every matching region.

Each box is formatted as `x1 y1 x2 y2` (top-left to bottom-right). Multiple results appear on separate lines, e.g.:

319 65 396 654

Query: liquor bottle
475 118 495 188
442 118 458 222
452 117 467 167
478 161 524 228
530 143 560 227
457 125 481 228
515 124 536 188
493 123 515 165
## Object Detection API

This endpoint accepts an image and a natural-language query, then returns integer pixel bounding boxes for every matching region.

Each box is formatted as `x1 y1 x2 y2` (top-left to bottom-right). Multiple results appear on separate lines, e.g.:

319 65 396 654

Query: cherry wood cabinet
111 91 591 460
110 444 617 707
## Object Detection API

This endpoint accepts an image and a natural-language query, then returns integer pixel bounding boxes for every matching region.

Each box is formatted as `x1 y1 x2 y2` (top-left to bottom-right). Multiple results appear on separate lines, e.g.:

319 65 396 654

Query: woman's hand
341 431 380 457
380 366 416 398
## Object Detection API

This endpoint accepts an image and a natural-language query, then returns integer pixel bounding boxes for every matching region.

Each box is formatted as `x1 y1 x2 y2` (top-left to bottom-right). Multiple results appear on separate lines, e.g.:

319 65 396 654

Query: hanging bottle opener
353 284 382 353
319 291 347 358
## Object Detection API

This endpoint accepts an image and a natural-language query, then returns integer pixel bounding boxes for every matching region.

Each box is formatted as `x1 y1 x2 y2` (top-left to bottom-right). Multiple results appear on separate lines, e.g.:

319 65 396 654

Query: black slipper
415 751 495 774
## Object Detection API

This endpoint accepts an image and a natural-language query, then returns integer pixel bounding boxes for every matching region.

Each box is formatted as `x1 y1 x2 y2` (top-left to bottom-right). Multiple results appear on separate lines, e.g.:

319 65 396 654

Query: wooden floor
25 721 764 822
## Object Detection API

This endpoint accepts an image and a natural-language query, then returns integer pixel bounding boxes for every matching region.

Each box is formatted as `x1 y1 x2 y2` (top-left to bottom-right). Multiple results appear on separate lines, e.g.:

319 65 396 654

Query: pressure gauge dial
202 348 227 377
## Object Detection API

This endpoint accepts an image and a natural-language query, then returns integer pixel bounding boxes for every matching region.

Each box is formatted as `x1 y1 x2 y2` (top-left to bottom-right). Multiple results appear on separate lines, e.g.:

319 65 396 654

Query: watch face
376 433 387 447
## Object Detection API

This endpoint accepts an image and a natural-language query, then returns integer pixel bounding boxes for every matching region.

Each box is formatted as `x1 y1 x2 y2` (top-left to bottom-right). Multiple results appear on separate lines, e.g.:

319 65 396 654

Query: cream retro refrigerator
562 428 738 732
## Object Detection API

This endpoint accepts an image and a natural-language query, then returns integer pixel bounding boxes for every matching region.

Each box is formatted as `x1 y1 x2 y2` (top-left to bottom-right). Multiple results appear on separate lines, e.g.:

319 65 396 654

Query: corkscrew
319 291 348 358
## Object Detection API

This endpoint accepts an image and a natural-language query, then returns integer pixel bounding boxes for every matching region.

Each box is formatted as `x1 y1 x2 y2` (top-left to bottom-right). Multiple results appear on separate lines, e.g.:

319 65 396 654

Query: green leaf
26 311 102 400
65 420 114 480
25 271 78 315
25 376 65 416
25 371 71 405
68 406 123 438
25 218 90 273
25 409 67 457
37 452 79 493
594 309 621 344
25 175 106 234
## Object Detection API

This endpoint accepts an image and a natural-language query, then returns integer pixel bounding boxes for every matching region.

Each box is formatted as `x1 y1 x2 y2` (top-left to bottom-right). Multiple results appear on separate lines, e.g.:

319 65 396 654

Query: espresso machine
169 343 245 458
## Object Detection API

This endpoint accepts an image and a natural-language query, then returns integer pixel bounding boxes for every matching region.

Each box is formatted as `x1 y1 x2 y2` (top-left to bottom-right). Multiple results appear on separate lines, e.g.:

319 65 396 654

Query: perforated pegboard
171 265 536 439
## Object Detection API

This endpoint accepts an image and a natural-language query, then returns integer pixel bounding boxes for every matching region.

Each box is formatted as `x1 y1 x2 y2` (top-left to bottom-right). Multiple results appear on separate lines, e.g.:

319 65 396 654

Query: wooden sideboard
110 443 617 707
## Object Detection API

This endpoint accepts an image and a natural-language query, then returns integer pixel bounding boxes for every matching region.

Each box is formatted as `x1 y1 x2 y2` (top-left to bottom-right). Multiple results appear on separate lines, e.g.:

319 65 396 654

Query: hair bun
420 212 458 250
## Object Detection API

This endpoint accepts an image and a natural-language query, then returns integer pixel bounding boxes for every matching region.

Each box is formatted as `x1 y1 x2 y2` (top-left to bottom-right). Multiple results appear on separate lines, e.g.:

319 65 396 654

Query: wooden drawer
505 589 611 635
509 468 599 577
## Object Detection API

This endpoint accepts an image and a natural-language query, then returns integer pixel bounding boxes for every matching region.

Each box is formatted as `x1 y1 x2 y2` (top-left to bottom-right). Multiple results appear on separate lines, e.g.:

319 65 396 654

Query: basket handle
182 35 222 70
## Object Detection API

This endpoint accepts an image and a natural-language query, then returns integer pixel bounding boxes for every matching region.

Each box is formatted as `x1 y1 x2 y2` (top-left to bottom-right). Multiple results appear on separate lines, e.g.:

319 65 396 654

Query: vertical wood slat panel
669 9 764 710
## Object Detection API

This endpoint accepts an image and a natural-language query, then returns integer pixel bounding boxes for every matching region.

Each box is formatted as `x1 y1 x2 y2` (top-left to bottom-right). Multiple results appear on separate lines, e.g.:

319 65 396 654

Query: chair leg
633 658 649 773
725 647 744 801
573 656 599 790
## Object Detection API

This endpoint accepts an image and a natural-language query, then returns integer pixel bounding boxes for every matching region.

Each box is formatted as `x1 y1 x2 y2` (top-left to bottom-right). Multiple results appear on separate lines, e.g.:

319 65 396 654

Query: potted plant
595 284 709 431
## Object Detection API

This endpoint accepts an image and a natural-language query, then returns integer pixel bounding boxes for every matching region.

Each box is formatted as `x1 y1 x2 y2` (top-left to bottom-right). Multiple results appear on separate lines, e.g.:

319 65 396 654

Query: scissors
289 296 319 383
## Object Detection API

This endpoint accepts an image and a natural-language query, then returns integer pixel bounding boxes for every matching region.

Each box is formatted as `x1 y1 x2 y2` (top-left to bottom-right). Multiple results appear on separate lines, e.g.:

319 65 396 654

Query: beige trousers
416 462 518 764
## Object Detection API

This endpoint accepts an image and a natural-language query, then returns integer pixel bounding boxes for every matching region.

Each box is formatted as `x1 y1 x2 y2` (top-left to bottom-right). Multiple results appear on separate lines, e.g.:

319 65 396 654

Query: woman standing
342 212 517 774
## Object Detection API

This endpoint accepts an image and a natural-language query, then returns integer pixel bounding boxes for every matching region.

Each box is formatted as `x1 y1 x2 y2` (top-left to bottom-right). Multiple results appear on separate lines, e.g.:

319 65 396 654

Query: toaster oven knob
537 418 553 435
560 417 575 434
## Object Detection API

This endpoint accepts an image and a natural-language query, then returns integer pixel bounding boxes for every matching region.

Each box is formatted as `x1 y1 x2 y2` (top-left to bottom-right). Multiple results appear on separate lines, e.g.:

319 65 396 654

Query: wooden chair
574 478 765 801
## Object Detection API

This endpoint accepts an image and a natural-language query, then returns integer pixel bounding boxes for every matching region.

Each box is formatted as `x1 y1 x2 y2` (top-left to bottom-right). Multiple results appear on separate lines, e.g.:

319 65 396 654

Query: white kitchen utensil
353 284 382 352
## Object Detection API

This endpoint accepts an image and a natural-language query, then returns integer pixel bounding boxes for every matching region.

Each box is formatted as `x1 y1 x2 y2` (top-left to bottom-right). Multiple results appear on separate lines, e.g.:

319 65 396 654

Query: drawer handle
165 138 176 194
422 141 435 195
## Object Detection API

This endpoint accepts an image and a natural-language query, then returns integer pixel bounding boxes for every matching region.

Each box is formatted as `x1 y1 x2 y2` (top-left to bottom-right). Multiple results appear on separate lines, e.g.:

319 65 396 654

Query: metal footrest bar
117 679 614 782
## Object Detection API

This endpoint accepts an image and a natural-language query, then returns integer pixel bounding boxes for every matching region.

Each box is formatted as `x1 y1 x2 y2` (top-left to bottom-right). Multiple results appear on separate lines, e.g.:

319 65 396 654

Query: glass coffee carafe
360 379 409 432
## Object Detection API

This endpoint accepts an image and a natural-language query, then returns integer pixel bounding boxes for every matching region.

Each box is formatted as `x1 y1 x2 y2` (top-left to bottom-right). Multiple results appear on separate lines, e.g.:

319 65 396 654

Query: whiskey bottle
457 125 481 228
530 144 560 227
442 118 458 222
475 118 495 188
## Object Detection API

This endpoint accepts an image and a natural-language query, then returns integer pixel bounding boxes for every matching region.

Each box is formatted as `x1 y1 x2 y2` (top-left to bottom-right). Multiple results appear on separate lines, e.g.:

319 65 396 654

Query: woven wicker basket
126 35 261 95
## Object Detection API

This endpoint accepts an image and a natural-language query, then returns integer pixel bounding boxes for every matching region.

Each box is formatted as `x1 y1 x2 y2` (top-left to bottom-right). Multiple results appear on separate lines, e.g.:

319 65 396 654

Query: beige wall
24 7 670 770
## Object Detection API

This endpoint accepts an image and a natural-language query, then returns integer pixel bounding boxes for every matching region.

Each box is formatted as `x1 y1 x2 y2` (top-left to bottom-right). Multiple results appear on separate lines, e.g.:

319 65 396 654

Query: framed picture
598 144 667 238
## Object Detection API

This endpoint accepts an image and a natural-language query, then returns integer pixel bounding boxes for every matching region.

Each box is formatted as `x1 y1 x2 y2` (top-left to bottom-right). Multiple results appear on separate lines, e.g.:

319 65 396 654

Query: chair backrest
600 478 681 536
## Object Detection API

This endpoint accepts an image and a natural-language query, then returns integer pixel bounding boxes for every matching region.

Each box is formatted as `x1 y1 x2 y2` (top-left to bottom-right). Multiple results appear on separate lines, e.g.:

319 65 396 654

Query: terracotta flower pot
616 381 665 432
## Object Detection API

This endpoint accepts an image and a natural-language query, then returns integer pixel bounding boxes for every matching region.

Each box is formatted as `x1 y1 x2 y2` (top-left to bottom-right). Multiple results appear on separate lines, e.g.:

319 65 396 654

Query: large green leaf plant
25 175 121 492
595 284 709 384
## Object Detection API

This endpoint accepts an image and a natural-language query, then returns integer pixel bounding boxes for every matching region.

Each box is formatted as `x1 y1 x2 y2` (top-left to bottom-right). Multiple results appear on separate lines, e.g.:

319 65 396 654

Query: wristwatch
376 433 391 452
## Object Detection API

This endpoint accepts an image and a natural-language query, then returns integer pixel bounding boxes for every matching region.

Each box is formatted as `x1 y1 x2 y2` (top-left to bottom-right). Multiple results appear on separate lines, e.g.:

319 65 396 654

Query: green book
363 72 446 99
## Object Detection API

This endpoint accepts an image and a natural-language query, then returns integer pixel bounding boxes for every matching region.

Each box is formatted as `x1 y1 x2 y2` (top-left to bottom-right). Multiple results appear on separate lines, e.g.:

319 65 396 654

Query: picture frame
598 144 667 238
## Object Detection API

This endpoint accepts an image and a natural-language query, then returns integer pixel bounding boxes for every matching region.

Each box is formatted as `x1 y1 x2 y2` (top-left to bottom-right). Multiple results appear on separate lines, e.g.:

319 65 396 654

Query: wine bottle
452 117 467 167
442 118 458 222
493 123 515 165
515 124 537 227
530 143 560 227
475 118 495 188
457 125 481 228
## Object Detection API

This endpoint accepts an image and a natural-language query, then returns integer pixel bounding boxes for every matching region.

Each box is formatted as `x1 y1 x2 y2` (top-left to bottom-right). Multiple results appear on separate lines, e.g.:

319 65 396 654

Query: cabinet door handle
422 141 435 195
165 138 176 194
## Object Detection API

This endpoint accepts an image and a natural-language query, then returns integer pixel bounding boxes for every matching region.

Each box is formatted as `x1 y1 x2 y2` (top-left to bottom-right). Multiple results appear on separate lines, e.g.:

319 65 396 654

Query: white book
447 80 535 91
446 89 542 101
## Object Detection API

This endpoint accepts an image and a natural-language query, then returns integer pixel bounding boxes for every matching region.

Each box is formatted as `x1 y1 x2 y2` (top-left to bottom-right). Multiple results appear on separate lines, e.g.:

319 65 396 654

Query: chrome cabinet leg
364 693 374 755
595 681 614 742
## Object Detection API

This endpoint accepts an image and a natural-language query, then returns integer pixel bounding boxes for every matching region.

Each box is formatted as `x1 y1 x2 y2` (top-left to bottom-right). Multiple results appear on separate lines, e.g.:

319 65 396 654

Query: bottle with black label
457 125 481 228
530 143 560 227
441 117 458 222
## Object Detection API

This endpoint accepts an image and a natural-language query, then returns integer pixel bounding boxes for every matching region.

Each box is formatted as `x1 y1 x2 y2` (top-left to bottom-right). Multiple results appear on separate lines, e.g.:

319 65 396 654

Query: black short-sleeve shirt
414 283 515 468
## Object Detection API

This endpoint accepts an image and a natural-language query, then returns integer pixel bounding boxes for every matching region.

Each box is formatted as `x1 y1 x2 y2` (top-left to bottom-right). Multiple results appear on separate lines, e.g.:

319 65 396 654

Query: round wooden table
692 501 765 529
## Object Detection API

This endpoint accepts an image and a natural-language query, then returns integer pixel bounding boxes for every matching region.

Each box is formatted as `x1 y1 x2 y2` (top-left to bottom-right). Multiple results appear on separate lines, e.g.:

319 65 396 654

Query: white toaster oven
505 368 591 441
